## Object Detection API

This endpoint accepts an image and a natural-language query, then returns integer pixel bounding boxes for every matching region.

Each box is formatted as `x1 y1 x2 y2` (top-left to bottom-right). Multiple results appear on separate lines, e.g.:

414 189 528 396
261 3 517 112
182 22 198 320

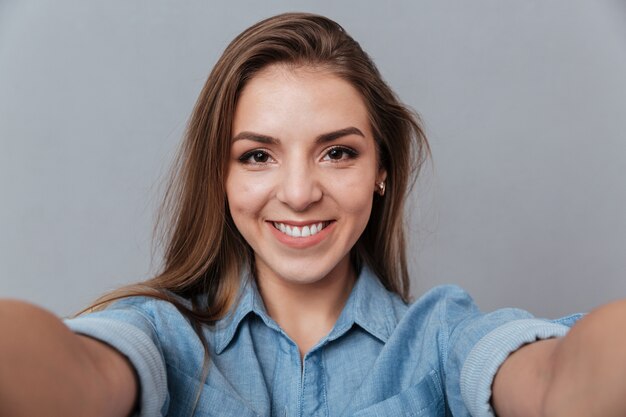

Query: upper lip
267 219 332 226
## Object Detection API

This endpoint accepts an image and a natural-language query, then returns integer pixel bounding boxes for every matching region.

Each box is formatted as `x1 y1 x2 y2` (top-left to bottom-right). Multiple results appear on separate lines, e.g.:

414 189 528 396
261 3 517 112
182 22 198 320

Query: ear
376 168 387 184
374 168 388 195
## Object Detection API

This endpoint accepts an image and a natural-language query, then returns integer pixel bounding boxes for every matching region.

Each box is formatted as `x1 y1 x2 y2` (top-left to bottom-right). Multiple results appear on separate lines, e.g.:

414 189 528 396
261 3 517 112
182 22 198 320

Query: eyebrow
231 126 365 144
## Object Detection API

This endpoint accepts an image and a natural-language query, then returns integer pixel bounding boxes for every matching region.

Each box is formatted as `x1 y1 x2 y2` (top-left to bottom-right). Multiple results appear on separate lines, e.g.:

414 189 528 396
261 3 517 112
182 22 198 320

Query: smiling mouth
272 221 332 238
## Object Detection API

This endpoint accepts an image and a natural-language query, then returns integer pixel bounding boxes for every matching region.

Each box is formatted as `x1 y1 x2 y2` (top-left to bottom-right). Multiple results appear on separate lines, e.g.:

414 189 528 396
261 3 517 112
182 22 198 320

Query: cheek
325 169 376 216
226 172 274 219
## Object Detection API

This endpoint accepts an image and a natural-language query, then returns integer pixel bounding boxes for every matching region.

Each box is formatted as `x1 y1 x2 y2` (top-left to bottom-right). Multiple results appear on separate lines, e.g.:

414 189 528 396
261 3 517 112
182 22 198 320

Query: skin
1 64 626 416
493 300 626 417
0 300 137 417
226 64 386 358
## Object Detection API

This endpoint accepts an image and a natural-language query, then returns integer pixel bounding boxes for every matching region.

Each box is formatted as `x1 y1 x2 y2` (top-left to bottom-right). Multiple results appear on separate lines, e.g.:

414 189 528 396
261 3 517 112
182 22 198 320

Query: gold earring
376 181 386 196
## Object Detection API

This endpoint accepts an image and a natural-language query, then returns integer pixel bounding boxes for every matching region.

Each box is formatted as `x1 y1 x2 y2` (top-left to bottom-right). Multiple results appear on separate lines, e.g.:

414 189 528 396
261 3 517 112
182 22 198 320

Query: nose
275 159 323 212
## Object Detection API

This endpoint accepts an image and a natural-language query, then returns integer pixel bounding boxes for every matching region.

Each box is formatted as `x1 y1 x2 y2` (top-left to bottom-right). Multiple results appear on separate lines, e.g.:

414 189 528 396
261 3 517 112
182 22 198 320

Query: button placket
300 350 329 417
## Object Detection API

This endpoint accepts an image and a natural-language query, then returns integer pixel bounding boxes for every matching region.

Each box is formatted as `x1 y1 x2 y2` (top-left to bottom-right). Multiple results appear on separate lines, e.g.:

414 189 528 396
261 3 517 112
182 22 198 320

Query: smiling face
226 65 386 288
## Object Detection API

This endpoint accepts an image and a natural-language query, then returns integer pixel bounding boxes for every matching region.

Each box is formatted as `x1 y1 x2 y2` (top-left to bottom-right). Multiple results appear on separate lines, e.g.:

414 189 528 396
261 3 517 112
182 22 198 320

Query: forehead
233 64 372 139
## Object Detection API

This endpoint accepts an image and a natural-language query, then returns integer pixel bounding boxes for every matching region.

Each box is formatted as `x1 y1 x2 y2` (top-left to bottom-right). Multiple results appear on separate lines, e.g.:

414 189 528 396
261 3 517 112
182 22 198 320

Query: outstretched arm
493 300 626 417
0 300 137 417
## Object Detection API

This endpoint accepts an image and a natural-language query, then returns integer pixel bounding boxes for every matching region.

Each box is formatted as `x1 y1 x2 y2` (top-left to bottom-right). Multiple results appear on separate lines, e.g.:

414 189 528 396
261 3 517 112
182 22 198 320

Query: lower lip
267 221 335 249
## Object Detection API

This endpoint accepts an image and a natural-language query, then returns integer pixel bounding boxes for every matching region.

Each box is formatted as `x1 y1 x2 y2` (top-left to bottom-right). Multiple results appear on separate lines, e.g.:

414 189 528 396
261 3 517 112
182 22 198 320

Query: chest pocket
192 385 259 417
167 366 259 417
350 370 444 417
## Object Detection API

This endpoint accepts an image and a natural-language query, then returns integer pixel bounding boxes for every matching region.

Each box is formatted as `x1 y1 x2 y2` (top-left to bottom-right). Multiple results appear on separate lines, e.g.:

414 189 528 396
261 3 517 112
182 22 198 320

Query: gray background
1 1 625 318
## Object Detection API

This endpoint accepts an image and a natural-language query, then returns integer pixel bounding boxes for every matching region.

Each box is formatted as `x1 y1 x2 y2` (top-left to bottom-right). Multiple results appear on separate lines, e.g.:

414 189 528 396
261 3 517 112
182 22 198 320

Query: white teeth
273 221 328 238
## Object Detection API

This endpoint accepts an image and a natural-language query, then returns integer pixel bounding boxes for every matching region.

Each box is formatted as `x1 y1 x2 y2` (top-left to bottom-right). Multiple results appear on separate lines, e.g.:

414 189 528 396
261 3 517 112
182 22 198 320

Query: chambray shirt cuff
460 319 569 417
64 317 168 417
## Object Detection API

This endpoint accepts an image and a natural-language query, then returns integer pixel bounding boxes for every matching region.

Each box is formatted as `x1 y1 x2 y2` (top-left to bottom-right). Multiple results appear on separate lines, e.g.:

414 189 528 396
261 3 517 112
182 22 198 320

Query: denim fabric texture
65 267 577 416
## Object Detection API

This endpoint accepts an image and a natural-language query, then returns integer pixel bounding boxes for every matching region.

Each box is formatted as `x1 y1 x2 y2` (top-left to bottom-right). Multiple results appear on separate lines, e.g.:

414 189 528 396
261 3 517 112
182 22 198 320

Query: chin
276 267 333 285
259 255 346 286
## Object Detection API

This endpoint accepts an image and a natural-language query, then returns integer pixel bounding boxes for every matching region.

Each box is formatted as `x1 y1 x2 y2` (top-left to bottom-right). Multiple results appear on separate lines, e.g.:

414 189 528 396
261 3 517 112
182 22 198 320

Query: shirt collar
214 267 274 355
327 265 399 344
214 265 400 354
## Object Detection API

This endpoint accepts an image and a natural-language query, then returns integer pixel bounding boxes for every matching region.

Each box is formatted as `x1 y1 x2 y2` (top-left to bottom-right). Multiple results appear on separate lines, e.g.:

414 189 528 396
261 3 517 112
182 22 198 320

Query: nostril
275 175 323 210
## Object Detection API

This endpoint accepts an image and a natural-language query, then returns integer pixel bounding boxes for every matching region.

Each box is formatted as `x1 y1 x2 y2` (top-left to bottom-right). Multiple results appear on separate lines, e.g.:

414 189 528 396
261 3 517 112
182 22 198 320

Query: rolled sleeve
460 319 569 417
64 301 169 417
439 286 581 417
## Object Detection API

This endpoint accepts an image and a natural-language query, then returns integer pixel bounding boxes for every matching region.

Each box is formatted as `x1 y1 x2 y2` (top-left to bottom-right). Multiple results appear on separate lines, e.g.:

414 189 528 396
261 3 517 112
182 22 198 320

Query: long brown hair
86 11 429 328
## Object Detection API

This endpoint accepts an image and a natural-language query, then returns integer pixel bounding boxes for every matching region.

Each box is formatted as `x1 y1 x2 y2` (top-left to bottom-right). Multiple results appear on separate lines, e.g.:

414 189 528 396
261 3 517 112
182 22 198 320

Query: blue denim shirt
65 267 578 416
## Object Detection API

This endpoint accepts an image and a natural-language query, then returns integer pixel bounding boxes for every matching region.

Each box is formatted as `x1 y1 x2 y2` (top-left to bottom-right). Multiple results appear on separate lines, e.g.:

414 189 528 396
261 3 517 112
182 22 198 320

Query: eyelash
238 149 273 165
237 146 359 165
322 146 359 162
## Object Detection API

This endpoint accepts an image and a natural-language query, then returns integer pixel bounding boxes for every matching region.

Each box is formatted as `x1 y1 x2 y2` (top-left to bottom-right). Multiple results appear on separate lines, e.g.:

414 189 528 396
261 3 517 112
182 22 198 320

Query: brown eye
328 148 344 160
239 150 272 164
323 146 358 162
252 151 269 163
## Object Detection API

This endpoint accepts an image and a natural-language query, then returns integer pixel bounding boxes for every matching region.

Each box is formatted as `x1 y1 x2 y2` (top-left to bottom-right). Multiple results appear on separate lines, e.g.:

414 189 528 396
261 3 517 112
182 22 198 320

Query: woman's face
226 65 385 286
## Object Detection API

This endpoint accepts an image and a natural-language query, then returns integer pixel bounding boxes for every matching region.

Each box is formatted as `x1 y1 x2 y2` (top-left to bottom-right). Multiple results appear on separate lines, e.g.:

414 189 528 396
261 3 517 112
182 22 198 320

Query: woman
1 12 626 417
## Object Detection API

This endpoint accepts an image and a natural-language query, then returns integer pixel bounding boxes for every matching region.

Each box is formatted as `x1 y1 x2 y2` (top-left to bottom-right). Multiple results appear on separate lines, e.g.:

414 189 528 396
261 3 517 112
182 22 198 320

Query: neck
255 257 356 359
